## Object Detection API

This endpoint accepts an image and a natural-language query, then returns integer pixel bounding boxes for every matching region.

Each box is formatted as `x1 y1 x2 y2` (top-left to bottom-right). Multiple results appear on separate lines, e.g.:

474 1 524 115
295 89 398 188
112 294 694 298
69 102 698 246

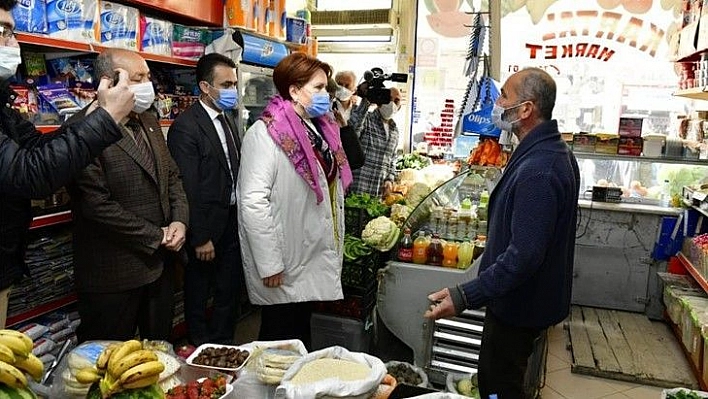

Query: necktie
217 113 240 181
126 119 155 176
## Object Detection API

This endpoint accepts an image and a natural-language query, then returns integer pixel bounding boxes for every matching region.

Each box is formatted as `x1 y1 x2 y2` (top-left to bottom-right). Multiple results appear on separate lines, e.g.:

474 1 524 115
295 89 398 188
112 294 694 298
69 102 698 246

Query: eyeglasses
0 25 15 39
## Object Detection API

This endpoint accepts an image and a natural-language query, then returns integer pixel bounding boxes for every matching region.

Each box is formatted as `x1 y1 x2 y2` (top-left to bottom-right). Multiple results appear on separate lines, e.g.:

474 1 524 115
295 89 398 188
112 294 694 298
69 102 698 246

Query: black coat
167 102 239 248
0 83 124 291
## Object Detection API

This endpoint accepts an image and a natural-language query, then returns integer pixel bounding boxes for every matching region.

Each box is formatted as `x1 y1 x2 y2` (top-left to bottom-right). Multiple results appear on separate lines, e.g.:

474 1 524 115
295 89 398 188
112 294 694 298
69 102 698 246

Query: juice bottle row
397 228 486 269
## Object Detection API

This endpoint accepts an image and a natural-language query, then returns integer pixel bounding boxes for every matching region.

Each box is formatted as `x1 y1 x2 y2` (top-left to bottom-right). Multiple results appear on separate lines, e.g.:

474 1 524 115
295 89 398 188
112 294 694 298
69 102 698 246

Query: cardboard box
618 117 643 138
595 134 619 154
617 137 643 156
572 134 596 153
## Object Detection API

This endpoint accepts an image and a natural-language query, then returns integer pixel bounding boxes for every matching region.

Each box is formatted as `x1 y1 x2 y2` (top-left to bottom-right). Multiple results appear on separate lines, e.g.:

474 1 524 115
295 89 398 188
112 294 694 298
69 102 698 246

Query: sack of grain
276 346 386 399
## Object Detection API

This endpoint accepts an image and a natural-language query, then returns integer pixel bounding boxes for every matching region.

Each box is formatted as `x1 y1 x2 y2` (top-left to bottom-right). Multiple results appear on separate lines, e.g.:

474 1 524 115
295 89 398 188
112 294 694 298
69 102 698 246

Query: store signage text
524 10 665 61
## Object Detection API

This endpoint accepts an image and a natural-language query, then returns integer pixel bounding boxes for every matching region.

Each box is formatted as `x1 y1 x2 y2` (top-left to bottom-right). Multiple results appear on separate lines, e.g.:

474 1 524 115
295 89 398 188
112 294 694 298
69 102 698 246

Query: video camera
358 67 408 105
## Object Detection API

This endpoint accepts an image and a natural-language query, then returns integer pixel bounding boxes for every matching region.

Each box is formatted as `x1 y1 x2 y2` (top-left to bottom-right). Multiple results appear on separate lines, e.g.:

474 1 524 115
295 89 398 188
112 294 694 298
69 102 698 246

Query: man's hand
195 240 216 262
263 272 283 288
333 108 346 127
383 181 393 197
97 68 135 123
163 221 187 252
423 288 456 320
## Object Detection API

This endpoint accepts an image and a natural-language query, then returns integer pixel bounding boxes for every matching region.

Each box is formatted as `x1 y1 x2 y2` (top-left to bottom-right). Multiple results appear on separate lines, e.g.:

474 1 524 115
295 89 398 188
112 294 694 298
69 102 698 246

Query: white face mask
491 102 526 132
335 86 353 101
0 46 21 81
379 102 399 120
128 81 156 114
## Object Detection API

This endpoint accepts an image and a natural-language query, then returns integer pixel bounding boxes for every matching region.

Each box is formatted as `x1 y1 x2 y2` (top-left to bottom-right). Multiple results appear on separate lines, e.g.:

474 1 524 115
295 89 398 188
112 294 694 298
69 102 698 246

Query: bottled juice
457 240 474 269
442 241 459 267
412 232 429 264
427 234 444 266
397 228 414 262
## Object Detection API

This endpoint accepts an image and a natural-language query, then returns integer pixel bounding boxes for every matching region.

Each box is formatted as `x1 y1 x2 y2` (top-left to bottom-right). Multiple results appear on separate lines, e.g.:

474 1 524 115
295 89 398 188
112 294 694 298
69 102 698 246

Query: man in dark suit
67 49 189 342
167 53 242 345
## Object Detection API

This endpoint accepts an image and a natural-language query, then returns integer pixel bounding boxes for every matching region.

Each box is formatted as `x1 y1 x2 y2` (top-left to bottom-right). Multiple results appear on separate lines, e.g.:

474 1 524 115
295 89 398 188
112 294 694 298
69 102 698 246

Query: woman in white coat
237 53 353 348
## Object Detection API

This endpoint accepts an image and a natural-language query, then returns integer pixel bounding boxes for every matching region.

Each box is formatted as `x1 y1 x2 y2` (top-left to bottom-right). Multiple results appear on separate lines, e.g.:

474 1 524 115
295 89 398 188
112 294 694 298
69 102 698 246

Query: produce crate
342 252 380 294
344 206 374 237
313 282 376 321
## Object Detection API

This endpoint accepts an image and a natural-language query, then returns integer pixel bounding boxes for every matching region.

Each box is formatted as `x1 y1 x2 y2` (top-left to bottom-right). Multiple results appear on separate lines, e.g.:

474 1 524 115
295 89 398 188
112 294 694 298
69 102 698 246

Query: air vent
310 9 396 27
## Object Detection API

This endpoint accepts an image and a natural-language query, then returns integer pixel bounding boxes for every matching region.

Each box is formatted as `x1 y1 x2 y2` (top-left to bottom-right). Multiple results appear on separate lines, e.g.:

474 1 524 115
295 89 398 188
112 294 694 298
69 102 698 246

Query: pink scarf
262 95 353 203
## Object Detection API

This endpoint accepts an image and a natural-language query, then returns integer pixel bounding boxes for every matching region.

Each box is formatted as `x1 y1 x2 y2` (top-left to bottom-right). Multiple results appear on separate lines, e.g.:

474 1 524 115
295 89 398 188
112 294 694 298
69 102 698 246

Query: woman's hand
263 272 284 288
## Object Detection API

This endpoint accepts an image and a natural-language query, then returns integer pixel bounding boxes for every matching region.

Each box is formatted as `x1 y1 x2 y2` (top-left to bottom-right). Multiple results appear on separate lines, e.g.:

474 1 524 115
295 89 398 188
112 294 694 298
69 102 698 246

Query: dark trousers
184 206 242 345
478 311 544 399
76 262 176 342
259 302 313 350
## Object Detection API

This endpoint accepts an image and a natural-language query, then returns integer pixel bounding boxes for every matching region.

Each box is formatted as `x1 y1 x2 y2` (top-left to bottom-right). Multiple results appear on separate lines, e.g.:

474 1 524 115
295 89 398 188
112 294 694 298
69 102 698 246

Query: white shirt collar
199 99 222 121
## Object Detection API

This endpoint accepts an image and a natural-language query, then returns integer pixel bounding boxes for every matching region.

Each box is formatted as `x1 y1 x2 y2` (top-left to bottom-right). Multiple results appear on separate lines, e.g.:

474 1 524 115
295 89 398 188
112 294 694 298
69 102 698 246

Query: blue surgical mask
305 92 331 118
214 88 239 110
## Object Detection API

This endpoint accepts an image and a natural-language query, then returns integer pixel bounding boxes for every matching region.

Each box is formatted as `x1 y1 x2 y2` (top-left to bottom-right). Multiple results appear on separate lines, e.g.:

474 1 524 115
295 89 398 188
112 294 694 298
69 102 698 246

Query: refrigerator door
237 63 278 138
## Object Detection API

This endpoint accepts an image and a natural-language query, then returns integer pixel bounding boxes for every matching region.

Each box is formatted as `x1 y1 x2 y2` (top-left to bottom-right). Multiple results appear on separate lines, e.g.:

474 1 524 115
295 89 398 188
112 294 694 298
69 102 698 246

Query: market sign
525 9 666 61
500 0 682 134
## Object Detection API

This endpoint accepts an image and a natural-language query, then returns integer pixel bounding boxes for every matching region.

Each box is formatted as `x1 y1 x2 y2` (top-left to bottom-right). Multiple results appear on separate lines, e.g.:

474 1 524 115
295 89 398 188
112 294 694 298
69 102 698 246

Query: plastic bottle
427 234 444 266
442 241 459 267
661 179 671 207
412 232 429 264
457 240 474 269
397 228 414 262
479 190 490 207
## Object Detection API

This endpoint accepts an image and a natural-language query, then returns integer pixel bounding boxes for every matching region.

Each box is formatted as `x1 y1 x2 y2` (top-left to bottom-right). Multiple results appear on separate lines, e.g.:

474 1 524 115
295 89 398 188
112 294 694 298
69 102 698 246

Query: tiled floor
541 322 666 399
232 310 671 398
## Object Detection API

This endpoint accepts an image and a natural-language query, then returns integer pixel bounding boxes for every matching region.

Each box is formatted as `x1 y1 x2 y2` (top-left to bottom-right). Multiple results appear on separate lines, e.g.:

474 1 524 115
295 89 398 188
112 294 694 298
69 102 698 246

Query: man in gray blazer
67 49 189 342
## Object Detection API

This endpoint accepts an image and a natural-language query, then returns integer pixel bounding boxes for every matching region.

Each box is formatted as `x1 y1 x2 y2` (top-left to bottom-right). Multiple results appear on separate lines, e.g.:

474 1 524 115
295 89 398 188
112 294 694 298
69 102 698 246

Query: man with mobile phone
0 0 135 328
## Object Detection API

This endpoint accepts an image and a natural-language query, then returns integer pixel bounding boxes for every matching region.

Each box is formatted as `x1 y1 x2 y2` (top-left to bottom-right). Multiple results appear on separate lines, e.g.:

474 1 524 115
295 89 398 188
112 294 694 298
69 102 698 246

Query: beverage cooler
232 30 289 138
376 167 548 391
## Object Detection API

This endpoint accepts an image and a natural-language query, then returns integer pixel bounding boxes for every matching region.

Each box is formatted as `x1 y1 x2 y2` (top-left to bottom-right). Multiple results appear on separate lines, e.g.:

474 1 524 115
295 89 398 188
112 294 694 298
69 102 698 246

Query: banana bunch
0 329 44 389
74 340 165 398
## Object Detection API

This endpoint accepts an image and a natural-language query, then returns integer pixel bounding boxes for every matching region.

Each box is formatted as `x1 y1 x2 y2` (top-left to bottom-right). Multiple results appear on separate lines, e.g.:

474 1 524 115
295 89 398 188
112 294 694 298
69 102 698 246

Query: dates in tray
192 346 250 369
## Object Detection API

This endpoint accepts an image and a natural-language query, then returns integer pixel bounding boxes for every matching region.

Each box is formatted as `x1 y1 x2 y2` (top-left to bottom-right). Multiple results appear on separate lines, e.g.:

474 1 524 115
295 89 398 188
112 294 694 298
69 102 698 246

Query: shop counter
573 199 681 318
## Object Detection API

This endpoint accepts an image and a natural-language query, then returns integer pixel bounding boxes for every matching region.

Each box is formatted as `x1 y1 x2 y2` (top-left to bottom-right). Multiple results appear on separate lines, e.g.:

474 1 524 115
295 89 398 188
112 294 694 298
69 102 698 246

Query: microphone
363 70 374 82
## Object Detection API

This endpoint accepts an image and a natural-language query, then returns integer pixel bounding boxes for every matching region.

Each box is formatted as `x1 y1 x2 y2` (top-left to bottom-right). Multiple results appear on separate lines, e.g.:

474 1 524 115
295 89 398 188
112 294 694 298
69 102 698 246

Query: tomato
187 386 199 399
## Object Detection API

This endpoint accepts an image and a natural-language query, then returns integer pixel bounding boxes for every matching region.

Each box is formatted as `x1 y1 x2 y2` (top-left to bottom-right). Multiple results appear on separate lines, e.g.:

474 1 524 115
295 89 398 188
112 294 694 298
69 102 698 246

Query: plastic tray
198 377 233 399
186 344 251 372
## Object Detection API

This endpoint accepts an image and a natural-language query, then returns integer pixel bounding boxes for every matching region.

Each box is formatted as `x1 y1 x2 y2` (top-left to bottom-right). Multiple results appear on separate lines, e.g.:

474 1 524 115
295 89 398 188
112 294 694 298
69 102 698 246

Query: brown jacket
67 108 189 293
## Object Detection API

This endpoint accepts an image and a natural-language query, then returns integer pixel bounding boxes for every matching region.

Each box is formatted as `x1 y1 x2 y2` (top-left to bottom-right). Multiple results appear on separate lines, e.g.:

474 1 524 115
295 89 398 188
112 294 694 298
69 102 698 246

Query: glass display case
402 166 501 242
236 63 278 138
574 153 708 206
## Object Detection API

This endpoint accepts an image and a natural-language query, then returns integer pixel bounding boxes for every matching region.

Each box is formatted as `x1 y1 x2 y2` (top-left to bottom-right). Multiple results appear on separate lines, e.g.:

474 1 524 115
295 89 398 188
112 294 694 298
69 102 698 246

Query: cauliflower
405 182 431 210
390 204 412 227
361 216 400 252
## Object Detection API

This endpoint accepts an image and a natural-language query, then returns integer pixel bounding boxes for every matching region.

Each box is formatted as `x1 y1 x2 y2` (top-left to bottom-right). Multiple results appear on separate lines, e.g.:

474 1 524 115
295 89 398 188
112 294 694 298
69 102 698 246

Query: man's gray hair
94 52 116 83
516 67 556 120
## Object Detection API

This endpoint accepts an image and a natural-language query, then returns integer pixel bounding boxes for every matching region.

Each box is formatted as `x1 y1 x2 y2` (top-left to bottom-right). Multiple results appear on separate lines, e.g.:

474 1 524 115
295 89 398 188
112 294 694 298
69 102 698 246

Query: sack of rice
276 346 386 399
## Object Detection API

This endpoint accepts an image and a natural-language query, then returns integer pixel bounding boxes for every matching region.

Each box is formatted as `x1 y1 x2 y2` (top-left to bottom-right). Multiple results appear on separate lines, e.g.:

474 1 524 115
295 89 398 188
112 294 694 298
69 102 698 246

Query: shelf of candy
6 226 76 326
8 52 199 129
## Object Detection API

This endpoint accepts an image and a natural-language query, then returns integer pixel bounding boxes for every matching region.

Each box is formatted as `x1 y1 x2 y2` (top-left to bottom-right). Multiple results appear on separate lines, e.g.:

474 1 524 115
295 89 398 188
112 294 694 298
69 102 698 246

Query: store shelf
674 87 708 101
35 125 56 134
16 33 197 67
574 151 708 166
35 120 173 134
5 293 78 327
29 210 72 230
677 252 708 294
667 316 708 391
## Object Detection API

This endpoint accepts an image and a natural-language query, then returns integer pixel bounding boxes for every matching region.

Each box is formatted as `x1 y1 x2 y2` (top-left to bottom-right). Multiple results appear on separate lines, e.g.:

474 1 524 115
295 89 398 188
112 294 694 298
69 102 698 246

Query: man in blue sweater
425 67 579 398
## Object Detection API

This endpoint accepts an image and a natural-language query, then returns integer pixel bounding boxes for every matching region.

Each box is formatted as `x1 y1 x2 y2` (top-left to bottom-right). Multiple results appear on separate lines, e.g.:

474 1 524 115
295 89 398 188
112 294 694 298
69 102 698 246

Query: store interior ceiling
311 0 398 53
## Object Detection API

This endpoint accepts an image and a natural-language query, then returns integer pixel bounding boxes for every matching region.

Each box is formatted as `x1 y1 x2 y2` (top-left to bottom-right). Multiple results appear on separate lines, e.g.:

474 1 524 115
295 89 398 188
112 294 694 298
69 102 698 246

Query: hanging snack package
37 83 82 116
